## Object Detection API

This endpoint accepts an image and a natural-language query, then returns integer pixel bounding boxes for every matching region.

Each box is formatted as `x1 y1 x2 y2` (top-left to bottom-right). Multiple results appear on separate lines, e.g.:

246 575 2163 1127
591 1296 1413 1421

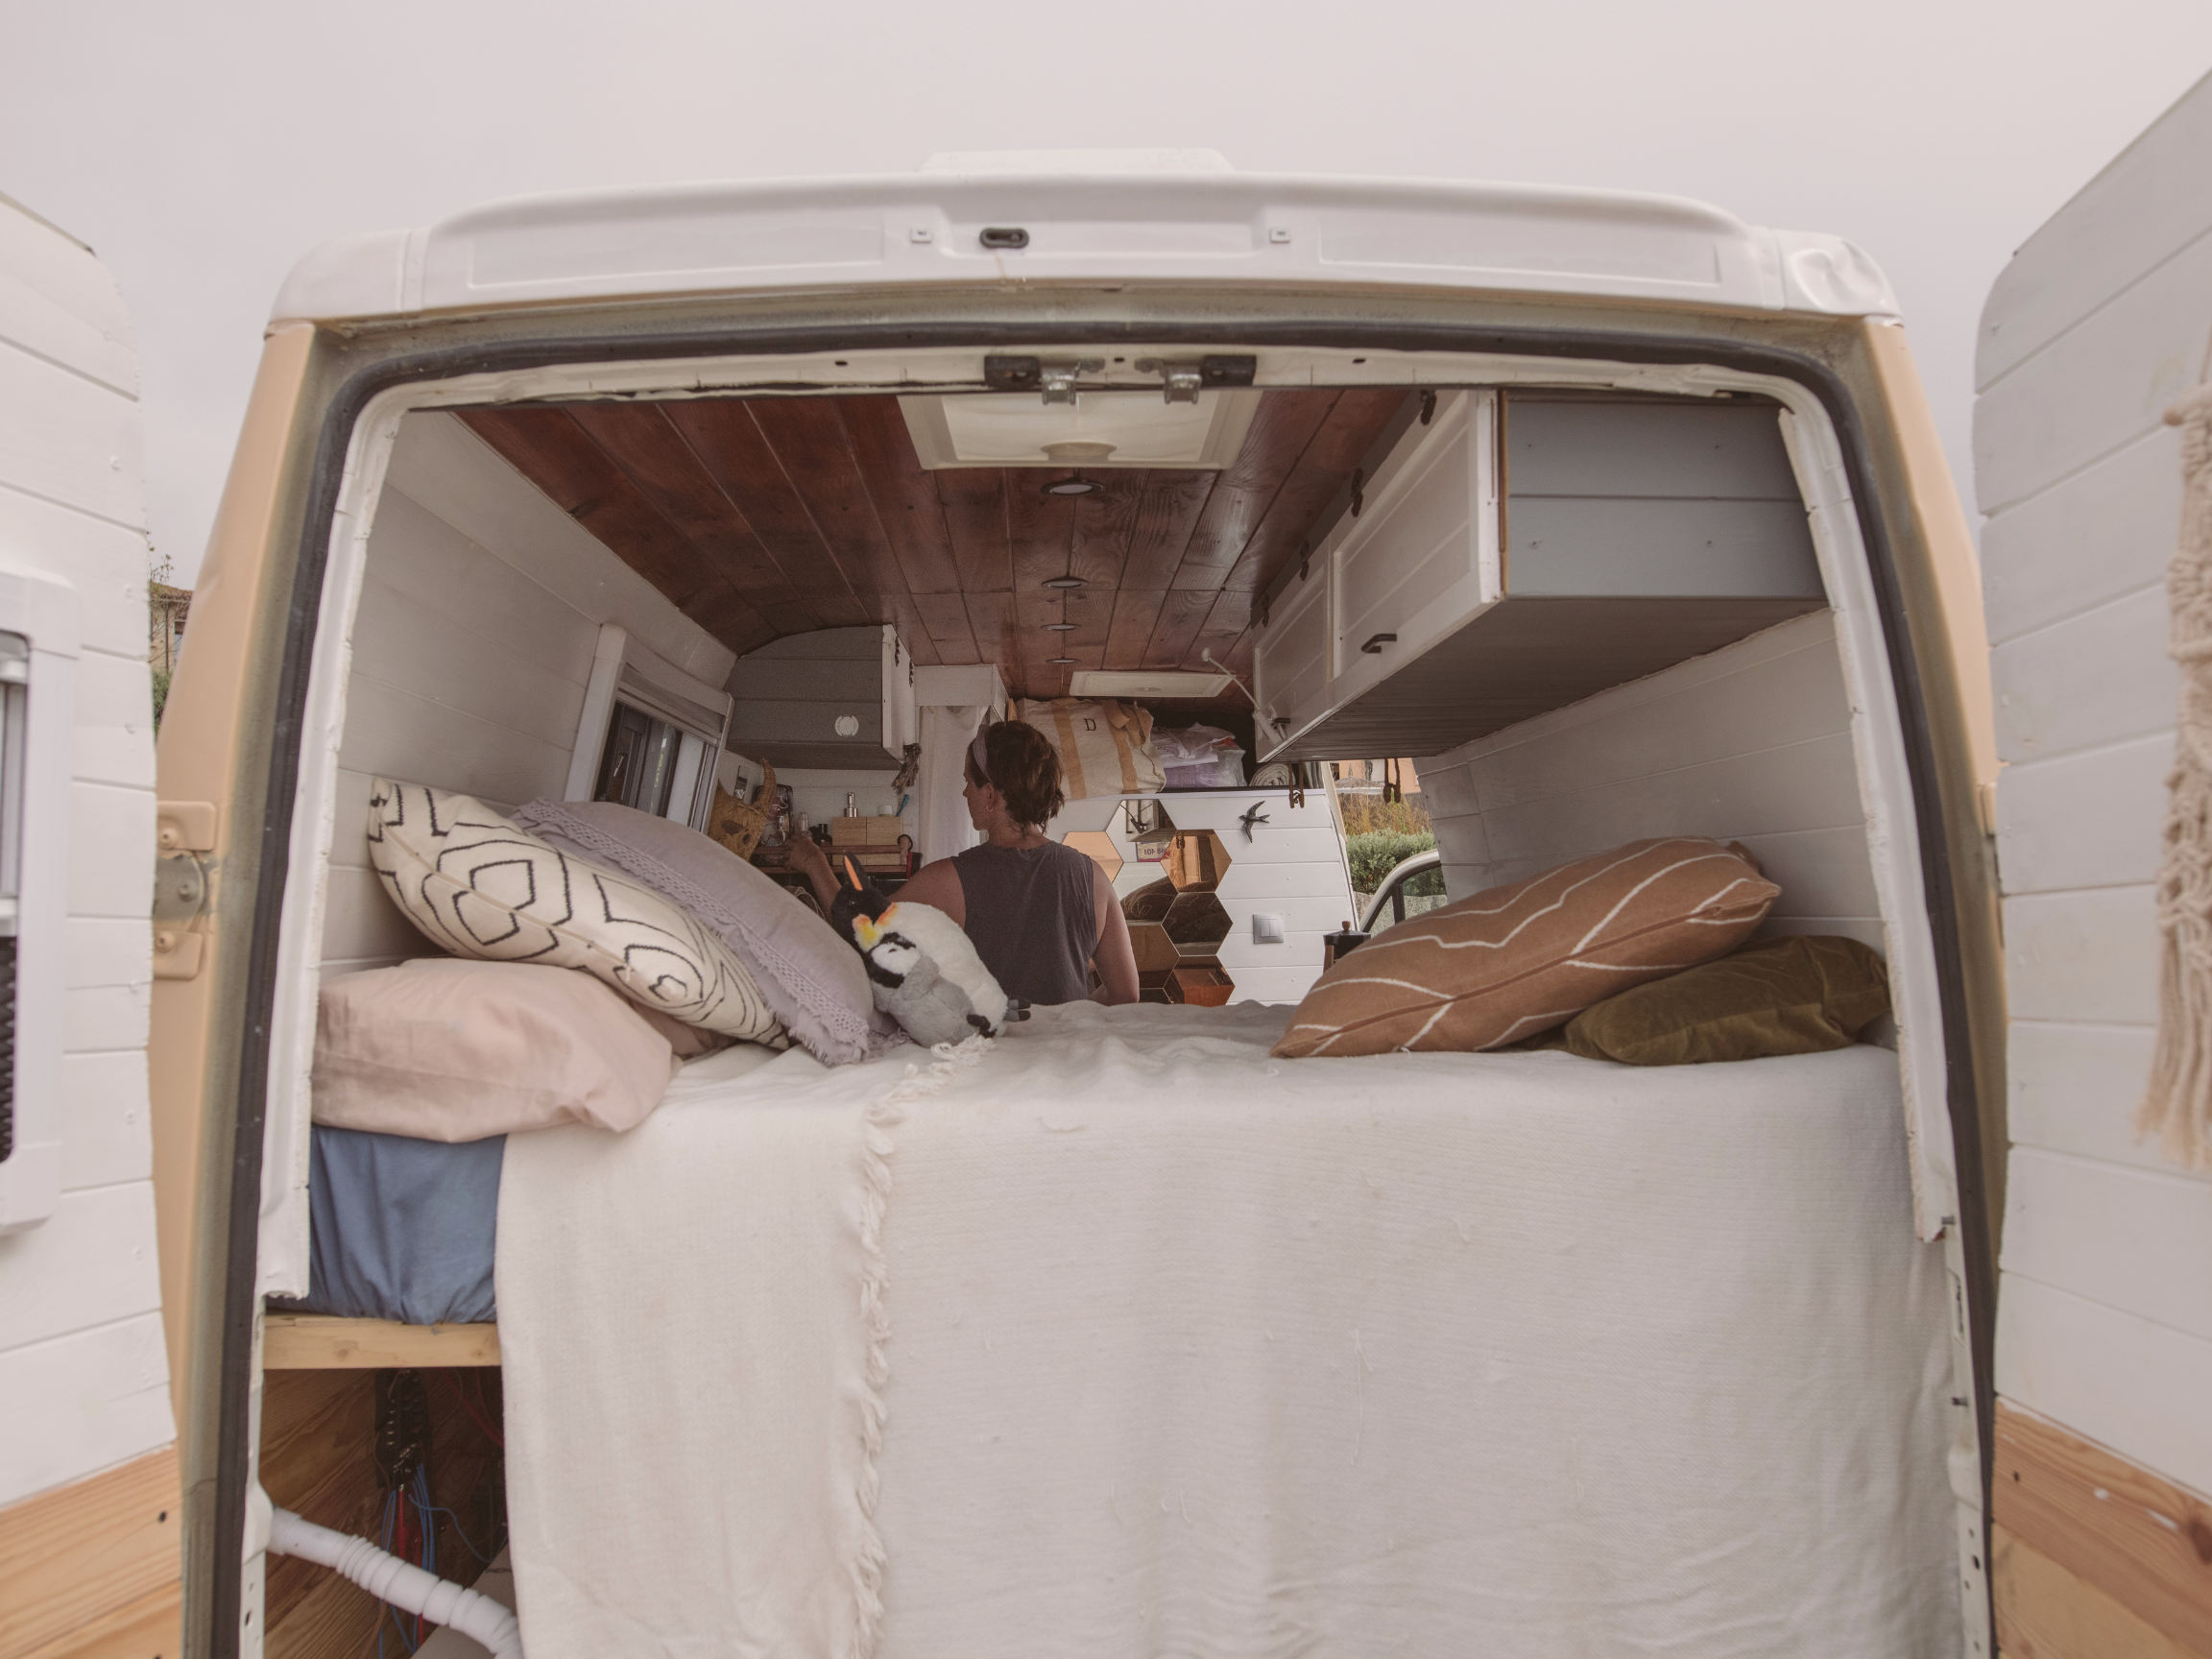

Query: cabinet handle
1360 633 1397 655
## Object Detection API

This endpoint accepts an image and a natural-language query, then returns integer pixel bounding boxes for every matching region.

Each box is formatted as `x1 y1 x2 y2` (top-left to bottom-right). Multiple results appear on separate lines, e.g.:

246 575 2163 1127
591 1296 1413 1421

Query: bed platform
262 1314 500 1370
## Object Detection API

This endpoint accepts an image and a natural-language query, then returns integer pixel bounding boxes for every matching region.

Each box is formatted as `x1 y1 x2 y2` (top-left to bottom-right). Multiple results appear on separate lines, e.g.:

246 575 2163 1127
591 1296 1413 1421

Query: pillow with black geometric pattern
366 778 784 1045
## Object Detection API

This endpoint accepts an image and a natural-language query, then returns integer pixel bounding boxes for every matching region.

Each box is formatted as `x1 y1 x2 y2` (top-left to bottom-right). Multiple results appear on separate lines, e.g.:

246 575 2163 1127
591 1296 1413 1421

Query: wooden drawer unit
1254 392 1823 760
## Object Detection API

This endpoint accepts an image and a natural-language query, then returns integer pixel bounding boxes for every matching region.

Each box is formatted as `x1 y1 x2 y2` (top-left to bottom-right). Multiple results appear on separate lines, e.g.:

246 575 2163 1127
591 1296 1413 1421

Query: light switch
1253 913 1286 944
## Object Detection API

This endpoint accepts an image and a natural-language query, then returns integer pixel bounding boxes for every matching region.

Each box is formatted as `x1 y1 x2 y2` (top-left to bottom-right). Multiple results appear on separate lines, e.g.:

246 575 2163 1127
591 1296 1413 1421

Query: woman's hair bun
975 721 1065 828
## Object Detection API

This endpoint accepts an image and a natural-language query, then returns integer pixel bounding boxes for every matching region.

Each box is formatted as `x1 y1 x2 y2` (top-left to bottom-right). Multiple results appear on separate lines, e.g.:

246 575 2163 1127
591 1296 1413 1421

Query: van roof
272 155 1898 325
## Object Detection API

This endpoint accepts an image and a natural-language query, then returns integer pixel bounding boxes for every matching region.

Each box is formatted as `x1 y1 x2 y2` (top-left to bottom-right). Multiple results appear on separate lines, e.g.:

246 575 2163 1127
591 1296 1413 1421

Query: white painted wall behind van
0 198 172 1505
1979 71 2212 1500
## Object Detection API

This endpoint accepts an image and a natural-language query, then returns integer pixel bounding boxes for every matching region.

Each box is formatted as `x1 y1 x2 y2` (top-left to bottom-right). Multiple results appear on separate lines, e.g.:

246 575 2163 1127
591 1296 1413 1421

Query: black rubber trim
212 312 1997 1654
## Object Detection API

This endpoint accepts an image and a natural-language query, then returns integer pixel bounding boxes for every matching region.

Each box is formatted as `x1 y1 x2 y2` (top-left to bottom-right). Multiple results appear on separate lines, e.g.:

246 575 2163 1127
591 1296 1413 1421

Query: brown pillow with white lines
1272 838 1778 1059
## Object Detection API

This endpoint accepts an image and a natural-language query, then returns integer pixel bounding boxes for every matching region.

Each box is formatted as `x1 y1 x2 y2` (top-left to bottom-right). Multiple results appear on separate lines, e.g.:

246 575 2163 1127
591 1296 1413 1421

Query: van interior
254 353 1962 1657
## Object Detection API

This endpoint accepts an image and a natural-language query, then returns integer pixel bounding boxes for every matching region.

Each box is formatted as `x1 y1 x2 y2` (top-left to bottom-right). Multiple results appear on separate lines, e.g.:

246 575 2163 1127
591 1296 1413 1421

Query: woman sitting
793 721 1140 1006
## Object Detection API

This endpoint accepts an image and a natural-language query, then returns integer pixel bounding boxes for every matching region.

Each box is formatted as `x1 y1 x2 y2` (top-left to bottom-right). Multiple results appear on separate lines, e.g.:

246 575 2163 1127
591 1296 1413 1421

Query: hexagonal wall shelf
1121 872 1236 1003
1063 830 1123 882
1163 891 1231 959
1166 829 1231 893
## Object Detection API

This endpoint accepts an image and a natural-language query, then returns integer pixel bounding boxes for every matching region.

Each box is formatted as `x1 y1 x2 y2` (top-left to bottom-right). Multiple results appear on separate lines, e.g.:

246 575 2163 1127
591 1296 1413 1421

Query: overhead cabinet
1253 392 1824 760
725 623 920 770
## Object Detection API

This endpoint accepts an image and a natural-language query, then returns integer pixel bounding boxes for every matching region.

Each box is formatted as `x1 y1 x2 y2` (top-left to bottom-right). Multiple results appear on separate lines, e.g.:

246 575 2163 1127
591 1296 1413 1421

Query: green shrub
1345 830 1442 896
151 666 171 731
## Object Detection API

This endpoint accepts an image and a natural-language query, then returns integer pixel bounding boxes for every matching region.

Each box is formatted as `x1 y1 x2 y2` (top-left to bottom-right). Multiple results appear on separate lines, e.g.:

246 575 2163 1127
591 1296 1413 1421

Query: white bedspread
498 1002 1957 1659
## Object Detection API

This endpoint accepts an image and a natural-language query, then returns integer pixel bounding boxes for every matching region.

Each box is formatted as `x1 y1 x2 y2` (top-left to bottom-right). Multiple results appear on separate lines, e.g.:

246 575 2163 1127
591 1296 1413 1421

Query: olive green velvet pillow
1555 934 1889 1066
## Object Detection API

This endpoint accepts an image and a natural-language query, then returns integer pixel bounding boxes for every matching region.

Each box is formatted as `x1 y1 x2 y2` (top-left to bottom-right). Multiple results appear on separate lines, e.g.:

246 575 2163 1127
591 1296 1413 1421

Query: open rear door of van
0 194 180 1657
1976 69 2212 1657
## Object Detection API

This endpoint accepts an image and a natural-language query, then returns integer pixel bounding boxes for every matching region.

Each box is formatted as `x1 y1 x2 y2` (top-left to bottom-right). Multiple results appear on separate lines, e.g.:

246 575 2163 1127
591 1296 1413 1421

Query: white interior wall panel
1421 609 1882 948
1977 69 2212 1496
320 414 736 974
0 204 171 1506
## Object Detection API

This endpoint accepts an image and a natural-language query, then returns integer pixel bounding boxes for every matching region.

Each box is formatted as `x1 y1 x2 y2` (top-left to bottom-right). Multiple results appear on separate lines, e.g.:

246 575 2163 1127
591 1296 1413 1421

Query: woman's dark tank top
952 839 1098 1005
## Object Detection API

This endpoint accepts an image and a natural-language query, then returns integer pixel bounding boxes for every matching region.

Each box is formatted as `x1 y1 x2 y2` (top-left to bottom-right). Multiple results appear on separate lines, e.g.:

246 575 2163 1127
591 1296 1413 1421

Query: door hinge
152 846 210 981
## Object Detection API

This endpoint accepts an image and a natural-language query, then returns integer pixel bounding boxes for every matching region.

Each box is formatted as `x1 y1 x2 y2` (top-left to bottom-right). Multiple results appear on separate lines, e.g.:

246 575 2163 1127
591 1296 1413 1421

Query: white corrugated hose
268 1506 524 1659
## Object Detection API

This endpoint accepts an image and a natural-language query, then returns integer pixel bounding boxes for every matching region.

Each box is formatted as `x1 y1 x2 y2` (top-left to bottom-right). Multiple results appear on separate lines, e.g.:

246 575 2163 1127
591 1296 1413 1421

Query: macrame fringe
846 1032 993 1659
2140 383 2212 1171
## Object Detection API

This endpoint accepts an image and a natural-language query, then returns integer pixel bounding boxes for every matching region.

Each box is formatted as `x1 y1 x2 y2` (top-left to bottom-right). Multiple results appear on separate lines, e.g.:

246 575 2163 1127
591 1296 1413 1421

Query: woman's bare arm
889 857 966 927
1090 864 1140 1006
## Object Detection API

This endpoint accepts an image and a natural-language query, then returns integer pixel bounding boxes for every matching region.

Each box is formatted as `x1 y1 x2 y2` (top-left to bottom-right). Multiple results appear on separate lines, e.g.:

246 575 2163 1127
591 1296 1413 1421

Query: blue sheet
276 1124 503 1325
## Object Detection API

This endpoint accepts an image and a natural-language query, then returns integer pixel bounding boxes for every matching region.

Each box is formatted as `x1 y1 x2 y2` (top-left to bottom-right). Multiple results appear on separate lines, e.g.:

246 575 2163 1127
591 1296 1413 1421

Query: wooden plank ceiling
457 389 1407 700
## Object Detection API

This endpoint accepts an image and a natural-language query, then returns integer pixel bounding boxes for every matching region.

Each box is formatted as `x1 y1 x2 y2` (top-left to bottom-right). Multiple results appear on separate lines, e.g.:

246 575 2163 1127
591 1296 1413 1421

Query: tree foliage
1345 830 1443 896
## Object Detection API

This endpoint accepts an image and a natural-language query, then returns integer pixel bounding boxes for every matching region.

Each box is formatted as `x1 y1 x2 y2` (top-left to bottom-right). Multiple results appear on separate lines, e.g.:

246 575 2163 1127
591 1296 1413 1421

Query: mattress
278 1123 504 1326
496 1002 1960 1659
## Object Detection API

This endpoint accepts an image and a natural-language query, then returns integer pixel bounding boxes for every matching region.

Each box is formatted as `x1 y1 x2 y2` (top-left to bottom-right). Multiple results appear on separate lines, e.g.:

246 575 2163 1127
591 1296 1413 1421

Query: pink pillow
312 957 721 1142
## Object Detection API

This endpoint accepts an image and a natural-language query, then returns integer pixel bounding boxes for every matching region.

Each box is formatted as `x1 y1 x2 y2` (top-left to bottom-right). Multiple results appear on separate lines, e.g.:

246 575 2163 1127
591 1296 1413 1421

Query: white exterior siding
1977 72 2212 1497
1418 608 1883 950
0 199 171 1506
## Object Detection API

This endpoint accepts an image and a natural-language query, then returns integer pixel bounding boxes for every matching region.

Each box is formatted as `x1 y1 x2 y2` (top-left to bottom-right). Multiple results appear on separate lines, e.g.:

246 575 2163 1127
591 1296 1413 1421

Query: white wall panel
1981 425 2182 648
1990 585 2176 765
0 339 144 526
2005 1022 2176 1179
64 985 148 1059
1993 734 2171 895
59 1050 153 1193
1995 1274 2212 1502
1978 71 2212 1501
0 486 153 660
0 202 169 1502
0 1313 173 1508
1977 80 2212 389
0 1185 162 1351
2003 885 2161 1026
71 646 156 790
2004 1148 2212 1340
0 208 137 395
1974 227 2212 515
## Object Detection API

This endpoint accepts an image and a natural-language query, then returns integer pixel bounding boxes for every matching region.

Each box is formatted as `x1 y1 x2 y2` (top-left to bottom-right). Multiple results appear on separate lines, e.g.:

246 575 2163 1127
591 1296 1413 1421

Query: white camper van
33 112 2212 1656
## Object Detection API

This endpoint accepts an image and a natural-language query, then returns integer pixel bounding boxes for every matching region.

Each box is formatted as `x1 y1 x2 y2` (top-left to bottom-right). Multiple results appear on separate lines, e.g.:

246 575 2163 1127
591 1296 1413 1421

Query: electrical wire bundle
373 1369 503 1657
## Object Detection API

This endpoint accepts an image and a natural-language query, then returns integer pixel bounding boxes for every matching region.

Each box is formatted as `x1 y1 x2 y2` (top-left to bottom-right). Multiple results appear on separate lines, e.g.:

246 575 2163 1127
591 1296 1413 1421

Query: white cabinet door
1252 391 1500 753
1330 390 1500 707
1252 557 1331 753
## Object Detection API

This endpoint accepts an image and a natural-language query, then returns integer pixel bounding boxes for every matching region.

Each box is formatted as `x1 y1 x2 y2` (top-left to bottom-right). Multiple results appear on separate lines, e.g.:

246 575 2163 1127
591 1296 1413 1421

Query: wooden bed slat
263 1315 501 1369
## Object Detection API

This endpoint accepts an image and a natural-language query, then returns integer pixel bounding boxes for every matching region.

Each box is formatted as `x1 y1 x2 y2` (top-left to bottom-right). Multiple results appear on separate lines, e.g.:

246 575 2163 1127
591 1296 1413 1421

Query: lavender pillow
514 799 882 1065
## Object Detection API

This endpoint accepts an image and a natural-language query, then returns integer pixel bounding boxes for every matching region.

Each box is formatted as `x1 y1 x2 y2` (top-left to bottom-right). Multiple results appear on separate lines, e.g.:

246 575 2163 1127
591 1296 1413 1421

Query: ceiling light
1048 655 1078 665
1046 621 1078 632
1044 575 1085 589
1042 474 1102 496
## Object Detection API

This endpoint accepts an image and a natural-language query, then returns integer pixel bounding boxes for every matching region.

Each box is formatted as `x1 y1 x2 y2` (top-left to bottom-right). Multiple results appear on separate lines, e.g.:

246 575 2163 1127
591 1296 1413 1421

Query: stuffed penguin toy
852 902 1007 1046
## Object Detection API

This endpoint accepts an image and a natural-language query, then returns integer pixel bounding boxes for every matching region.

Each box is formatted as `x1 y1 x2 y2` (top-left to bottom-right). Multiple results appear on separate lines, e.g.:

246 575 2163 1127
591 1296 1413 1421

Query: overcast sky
8 1 2211 585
